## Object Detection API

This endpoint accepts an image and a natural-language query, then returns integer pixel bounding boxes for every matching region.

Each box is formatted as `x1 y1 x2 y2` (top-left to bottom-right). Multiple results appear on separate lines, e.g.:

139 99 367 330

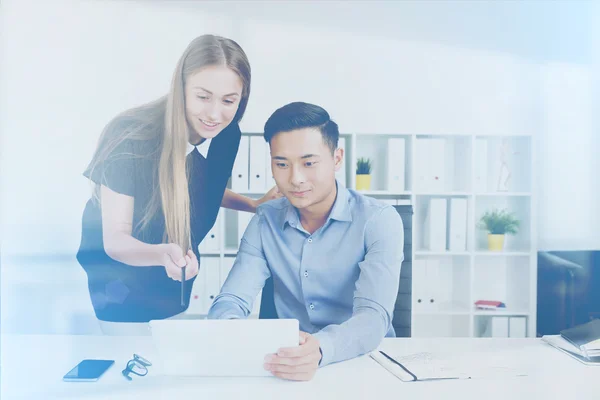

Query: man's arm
313 206 404 367
208 211 271 319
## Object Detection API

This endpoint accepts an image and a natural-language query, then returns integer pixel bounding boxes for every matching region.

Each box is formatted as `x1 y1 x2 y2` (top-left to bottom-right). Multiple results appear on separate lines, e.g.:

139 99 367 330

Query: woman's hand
255 185 283 209
160 244 199 281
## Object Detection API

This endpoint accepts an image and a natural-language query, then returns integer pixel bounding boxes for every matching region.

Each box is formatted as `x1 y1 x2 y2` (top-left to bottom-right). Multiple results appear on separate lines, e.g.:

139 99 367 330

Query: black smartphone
62 359 115 382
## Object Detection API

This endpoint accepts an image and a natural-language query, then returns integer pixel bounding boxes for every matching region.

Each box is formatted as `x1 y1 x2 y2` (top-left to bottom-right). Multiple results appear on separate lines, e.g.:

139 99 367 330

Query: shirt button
304 271 309 277
307 238 313 243
309 304 315 310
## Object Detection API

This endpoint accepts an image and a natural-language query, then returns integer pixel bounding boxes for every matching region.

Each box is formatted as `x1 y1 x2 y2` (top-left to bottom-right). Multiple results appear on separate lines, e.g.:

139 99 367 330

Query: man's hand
263 331 321 381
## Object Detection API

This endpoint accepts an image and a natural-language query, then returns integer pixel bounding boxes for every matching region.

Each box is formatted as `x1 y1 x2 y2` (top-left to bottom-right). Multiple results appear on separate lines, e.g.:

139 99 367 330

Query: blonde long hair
87 35 251 251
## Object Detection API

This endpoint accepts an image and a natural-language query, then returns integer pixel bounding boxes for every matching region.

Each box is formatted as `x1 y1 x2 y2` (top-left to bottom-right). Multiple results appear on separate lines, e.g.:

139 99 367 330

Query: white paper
373 347 530 381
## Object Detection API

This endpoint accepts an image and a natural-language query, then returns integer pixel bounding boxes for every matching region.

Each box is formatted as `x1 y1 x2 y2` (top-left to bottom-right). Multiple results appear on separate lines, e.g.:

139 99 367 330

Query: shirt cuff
313 331 335 367
207 301 245 320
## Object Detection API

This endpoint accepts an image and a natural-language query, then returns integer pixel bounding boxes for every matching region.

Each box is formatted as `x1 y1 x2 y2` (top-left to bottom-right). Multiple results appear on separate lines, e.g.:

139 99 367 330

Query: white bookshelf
187 132 537 338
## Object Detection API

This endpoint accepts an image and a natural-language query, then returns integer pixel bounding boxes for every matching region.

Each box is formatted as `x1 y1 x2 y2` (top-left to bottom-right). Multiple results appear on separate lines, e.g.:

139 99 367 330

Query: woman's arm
100 185 187 273
221 186 282 213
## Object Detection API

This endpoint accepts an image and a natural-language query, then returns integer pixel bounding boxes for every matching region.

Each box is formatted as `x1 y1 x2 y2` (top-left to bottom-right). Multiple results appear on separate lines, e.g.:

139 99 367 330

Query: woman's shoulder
103 115 162 158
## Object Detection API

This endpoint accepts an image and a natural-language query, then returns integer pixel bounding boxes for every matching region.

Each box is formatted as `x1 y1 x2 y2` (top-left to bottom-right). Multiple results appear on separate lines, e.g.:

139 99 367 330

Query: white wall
237 20 540 137
535 0 600 251
537 64 598 250
0 0 235 257
1 0 559 259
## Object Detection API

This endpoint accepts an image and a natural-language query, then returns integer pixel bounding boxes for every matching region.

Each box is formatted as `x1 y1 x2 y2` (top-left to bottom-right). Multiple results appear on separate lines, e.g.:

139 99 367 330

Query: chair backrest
392 205 413 337
259 275 278 319
259 204 414 338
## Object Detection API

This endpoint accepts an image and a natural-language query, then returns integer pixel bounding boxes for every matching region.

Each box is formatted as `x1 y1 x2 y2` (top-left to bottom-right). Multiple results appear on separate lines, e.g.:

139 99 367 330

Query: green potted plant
355 157 372 190
477 208 520 251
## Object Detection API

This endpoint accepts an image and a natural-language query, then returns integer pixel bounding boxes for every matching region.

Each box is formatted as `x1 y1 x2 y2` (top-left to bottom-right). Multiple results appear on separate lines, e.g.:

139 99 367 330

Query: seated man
208 102 404 381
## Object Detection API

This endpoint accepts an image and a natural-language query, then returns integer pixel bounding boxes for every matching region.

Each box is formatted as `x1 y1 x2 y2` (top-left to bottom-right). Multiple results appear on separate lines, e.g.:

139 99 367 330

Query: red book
475 300 506 309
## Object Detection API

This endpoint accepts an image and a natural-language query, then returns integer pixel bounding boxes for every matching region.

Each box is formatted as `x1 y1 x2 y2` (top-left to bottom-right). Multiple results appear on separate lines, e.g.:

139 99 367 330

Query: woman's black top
76 120 241 322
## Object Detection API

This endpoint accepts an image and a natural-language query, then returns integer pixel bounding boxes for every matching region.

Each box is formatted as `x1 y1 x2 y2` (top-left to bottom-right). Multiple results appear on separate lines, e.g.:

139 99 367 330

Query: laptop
149 319 299 377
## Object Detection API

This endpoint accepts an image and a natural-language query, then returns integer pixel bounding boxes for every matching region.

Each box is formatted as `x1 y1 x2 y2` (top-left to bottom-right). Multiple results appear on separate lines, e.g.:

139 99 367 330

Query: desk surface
1 335 598 400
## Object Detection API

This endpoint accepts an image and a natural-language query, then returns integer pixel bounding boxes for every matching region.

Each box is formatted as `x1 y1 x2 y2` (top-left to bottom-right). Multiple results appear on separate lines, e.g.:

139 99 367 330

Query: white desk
1 335 598 400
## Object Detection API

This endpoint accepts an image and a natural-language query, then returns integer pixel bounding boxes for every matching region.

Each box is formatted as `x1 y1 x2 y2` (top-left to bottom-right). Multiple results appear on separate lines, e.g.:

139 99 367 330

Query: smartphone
62 359 115 382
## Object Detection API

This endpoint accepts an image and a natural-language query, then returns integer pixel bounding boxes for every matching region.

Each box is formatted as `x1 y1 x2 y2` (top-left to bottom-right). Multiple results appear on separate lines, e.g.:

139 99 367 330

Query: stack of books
542 319 600 365
474 300 506 310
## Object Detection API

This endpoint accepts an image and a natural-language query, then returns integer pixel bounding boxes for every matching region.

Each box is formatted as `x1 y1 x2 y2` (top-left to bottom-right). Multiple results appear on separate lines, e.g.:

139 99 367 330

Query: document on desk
370 348 530 382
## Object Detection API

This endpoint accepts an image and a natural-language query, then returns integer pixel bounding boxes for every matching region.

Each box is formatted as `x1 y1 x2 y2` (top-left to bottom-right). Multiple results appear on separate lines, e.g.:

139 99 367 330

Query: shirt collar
186 138 212 158
281 180 352 230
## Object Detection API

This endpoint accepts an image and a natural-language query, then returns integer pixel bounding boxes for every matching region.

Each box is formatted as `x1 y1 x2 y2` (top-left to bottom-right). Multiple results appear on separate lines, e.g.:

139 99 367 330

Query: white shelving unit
187 131 537 338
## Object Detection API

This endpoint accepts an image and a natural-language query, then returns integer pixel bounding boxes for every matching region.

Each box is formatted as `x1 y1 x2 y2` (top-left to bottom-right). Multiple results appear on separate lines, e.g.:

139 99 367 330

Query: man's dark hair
263 102 339 154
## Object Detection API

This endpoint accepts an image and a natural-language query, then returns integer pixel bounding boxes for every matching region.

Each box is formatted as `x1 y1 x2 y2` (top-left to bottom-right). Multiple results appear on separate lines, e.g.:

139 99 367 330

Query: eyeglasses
122 354 152 381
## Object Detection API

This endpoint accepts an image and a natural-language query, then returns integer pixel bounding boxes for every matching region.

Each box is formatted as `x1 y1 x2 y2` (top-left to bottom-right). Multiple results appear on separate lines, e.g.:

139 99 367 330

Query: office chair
392 205 413 337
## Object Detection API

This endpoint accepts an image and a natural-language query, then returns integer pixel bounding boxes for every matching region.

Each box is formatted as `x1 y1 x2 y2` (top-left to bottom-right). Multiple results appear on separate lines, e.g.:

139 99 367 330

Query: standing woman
77 34 277 333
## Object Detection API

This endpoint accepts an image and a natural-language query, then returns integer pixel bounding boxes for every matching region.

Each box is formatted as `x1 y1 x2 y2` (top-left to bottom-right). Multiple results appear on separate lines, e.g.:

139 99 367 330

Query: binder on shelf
187 257 221 315
424 198 447 251
203 257 221 314
220 256 235 287
425 258 440 312
387 138 405 192
448 198 467 251
335 137 347 187
238 211 254 243
265 143 276 190
249 136 267 192
412 259 439 312
231 136 249 192
414 139 427 192
199 210 222 254
490 317 509 337
415 138 446 192
186 277 204 315
509 317 527 338
474 138 488 193
412 260 426 313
